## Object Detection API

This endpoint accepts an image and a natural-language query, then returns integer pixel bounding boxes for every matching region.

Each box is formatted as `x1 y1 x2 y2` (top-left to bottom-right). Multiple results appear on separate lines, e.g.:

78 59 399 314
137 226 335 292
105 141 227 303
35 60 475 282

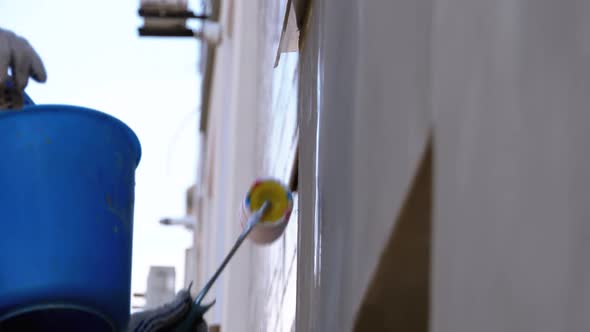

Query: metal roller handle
194 200 270 304
172 201 270 332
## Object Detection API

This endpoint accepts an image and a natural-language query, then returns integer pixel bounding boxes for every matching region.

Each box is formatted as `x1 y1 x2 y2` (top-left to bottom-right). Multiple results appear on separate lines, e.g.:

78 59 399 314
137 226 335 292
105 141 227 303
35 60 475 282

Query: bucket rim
0 104 142 165
0 302 116 332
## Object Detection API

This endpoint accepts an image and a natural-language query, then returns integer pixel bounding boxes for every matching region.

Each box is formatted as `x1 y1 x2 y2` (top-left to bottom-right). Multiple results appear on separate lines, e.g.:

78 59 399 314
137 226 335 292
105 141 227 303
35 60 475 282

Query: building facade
193 0 299 330
188 0 590 331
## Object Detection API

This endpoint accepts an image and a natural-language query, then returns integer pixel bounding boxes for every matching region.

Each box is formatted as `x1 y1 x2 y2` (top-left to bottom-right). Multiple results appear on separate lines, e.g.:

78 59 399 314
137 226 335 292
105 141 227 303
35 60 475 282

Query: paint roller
172 178 293 331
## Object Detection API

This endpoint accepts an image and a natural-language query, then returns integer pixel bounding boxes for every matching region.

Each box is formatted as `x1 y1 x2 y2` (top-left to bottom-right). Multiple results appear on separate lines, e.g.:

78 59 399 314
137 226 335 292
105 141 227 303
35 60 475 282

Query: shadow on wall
354 136 432 332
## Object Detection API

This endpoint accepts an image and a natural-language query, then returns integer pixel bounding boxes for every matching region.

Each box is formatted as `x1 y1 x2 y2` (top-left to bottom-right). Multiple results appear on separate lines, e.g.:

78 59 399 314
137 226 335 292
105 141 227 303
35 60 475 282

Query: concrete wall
297 0 433 330
432 1 590 331
298 0 590 331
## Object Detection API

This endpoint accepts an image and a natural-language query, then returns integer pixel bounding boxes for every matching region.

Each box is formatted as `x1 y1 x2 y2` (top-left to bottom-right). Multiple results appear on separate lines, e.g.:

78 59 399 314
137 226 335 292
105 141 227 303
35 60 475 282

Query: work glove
0 27 47 90
127 288 208 332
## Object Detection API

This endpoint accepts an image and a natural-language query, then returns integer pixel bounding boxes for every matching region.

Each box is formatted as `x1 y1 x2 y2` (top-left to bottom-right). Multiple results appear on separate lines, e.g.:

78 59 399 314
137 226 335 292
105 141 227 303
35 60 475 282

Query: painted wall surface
432 1 590 331
298 0 590 331
298 0 433 330
196 0 299 330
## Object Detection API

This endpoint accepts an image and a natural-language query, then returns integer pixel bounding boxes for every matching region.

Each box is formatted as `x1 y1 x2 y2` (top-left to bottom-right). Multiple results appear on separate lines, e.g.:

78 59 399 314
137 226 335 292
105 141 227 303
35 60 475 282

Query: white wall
432 1 590 331
299 0 590 331
197 0 299 330
298 0 433 330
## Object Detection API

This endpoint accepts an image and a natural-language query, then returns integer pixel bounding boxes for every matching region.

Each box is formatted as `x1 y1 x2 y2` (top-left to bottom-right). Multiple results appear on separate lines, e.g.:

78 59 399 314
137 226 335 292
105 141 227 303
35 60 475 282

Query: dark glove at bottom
127 290 209 332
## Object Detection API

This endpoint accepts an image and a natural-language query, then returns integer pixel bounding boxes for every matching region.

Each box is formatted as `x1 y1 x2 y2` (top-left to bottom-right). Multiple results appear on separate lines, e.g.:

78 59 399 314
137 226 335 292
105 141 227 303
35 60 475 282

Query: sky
0 0 201 308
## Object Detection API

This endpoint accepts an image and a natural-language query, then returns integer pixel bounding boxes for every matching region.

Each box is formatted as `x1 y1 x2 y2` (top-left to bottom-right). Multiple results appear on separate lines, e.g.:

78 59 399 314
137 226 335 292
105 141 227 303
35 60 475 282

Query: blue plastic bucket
0 103 141 331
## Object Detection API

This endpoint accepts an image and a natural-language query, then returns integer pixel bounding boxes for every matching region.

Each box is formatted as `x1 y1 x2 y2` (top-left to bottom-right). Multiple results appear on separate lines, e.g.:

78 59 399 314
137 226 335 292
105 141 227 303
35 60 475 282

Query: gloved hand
127 289 208 332
0 28 47 90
